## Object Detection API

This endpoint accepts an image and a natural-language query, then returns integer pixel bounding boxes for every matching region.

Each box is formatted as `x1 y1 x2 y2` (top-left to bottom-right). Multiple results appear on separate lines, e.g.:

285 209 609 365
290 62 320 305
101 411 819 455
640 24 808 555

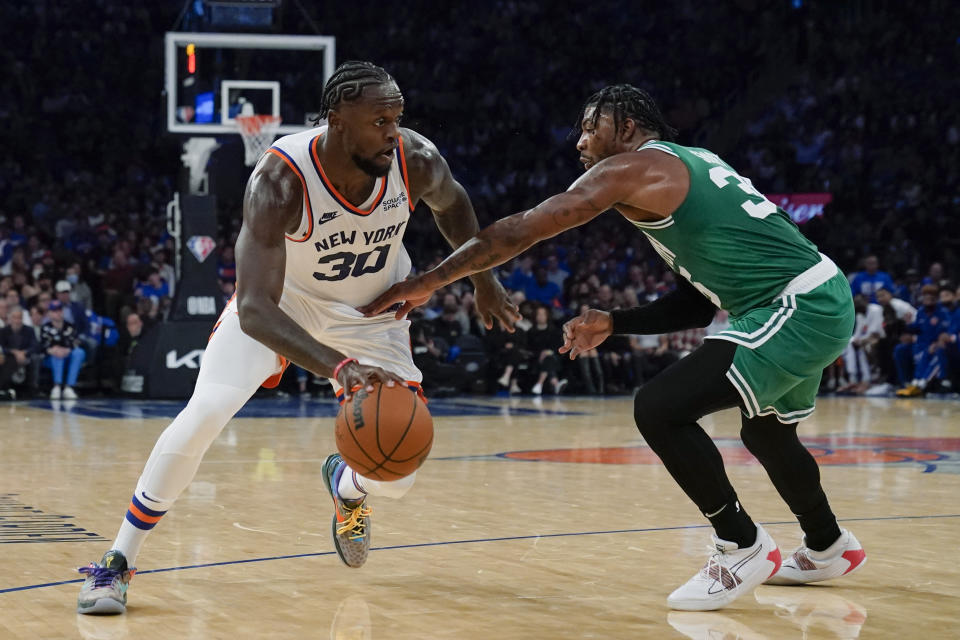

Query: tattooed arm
360 151 681 317
401 129 517 329
402 130 494 287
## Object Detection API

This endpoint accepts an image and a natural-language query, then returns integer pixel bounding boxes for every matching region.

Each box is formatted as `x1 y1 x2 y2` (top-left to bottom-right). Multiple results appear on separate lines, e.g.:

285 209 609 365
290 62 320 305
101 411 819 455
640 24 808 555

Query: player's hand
337 361 406 399
559 309 613 359
358 276 437 320
473 278 520 332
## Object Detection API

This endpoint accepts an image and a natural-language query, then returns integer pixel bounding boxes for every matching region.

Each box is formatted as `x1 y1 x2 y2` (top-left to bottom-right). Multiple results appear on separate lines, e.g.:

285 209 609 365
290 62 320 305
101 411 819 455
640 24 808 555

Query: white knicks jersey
265 125 414 308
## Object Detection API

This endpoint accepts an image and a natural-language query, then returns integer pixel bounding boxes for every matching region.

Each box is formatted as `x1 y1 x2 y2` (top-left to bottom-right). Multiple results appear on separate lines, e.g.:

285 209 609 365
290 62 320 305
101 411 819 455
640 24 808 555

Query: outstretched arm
360 156 653 316
236 153 403 393
402 130 518 330
559 278 718 359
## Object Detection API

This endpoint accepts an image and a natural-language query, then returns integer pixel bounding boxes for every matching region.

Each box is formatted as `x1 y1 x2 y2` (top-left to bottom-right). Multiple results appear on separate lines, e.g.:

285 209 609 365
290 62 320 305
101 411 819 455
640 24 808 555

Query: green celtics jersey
630 140 822 318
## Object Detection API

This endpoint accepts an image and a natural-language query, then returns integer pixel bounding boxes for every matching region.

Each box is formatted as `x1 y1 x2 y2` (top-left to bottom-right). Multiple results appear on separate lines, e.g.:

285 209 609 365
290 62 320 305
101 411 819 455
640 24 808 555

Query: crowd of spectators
1 1 957 399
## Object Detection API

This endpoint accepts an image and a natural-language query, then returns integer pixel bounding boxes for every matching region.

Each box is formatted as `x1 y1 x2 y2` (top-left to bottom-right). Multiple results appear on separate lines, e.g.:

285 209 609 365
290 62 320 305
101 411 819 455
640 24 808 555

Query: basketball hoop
235 114 282 166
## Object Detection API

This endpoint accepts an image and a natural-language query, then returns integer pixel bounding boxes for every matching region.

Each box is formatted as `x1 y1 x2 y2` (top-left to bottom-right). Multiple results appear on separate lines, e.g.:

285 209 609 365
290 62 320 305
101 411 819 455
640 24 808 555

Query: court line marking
3 513 958 595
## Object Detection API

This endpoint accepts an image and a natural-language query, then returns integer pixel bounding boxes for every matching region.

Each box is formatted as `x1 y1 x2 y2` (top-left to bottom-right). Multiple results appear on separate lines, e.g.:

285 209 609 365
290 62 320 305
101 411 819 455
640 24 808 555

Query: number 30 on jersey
313 245 391 282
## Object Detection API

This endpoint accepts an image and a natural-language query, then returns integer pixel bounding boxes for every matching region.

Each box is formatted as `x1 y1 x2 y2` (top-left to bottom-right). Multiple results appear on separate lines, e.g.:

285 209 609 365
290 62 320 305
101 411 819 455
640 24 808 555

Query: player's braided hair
577 84 677 142
317 61 395 120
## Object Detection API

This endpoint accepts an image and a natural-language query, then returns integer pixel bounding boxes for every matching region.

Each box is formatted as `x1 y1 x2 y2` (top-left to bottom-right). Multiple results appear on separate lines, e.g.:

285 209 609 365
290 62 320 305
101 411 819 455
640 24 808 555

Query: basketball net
235 114 282 166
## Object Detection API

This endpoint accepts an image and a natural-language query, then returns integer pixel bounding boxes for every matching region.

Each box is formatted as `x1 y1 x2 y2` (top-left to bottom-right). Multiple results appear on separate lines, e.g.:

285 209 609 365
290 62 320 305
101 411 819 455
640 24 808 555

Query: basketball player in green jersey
361 85 867 611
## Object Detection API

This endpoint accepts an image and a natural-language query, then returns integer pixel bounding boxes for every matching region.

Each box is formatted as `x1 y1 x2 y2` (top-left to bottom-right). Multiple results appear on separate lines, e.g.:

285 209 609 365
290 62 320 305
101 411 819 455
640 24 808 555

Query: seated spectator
431 292 469 347
922 262 945 287
524 268 562 308
136 269 171 303
118 312 144 362
29 305 46 337
409 320 469 395
940 284 958 316
593 284 616 311
669 326 707 359
0 305 40 397
641 274 664 303
573 303 604 395
526 305 567 395
112 311 144 392
849 255 895 303
32 290 52 314
488 323 527 394
840 295 884 394
599 332 633 393
459 290 488 337
55 280 90 336
102 249 136 319
217 245 237 283
4 289 21 318
135 297 161 331
502 256 535 292
41 300 85 399
419 291 445 321
895 284 953 396
64 262 94 311
875 287 916 385
897 268 922 305
544 255 570 289
630 333 678 387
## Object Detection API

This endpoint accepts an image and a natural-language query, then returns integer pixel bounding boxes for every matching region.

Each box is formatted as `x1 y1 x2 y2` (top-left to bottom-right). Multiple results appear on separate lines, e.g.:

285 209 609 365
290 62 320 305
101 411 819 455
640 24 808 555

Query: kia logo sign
166 349 205 369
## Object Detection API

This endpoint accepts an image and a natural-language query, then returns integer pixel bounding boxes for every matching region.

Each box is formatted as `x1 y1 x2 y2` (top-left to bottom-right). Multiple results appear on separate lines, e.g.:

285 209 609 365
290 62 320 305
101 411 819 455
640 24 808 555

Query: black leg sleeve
740 414 842 551
634 340 756 545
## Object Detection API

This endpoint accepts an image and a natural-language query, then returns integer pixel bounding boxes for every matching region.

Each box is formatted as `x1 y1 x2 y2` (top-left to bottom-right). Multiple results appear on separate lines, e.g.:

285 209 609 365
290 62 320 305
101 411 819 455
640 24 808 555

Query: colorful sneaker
77 550 136 614
322 454 371 568
765 528 866 585
667 525 781 611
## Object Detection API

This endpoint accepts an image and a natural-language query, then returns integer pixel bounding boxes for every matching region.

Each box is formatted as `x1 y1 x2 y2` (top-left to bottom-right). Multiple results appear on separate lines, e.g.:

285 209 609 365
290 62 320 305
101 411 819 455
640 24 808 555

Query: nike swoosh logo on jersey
317 211 340 225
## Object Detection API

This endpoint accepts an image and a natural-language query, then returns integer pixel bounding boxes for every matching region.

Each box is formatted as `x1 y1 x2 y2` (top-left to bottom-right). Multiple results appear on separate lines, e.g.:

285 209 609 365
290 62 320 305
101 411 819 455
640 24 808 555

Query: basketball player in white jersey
77 61 519 614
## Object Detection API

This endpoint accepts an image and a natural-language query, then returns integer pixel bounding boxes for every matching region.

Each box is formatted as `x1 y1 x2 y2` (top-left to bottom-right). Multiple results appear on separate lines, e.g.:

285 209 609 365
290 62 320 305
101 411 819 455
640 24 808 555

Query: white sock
111 489 174 566
109 381 256 567
337 466 367 502
338 463 417 500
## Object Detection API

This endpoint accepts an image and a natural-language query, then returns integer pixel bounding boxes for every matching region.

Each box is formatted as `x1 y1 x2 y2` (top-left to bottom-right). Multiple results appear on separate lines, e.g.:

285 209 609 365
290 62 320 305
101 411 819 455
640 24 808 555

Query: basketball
335 383 433 481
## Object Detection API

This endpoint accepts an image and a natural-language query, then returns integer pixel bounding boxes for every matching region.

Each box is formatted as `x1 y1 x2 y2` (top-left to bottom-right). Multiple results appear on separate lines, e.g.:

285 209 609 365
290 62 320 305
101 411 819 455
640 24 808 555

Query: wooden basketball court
2 394 958 639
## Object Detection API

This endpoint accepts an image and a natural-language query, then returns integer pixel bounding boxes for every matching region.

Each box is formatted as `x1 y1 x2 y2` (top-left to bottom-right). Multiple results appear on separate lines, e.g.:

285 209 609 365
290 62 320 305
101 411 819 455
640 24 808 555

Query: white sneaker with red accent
765 528 866 585
668 524 781 611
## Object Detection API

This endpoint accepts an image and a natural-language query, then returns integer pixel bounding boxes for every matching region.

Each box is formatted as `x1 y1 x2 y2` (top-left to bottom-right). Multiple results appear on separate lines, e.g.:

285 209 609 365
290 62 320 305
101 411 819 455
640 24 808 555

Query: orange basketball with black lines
335 383 433 481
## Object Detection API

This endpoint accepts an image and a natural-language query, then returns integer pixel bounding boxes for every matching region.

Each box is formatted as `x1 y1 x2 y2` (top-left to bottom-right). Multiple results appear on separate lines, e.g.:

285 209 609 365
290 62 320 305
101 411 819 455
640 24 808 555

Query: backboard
164 32 335 135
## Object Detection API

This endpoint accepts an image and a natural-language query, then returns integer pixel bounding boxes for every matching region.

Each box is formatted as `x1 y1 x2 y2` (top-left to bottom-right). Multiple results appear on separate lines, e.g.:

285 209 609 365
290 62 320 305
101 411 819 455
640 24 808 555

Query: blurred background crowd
0 0 957 399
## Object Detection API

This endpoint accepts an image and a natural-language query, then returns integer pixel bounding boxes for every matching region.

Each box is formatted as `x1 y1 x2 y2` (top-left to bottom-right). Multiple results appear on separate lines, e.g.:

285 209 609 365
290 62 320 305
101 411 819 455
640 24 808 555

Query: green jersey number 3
708 166 778 219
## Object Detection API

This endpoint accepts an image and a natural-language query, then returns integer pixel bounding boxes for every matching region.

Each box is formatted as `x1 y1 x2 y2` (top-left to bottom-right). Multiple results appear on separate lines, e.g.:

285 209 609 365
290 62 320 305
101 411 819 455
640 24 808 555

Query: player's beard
352 154 391 178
